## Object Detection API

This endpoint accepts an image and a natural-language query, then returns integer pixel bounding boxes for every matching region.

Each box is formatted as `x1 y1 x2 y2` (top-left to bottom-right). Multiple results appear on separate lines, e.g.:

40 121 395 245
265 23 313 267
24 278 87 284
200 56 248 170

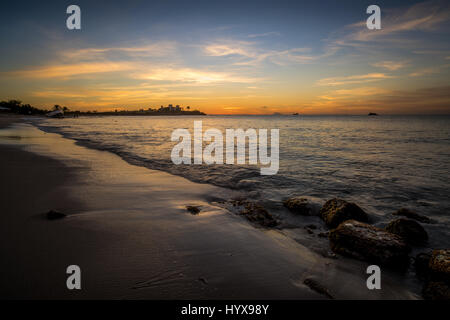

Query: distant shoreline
65 110 207 117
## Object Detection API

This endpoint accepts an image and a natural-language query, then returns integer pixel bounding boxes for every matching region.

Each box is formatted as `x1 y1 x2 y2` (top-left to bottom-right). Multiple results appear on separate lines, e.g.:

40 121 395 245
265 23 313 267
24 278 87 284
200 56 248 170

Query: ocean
33 114 450 248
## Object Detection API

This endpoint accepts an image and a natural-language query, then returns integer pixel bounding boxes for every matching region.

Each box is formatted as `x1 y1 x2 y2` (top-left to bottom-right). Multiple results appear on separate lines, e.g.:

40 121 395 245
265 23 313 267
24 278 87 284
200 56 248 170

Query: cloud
310 85 450 114
409 64 450 76
203 41 323 66
6 62 135 79
329 0 450 48
332 87 390 96
60 42 177 60
133 67 261 84
372 60 408 70
203 42 254 57
316 73 393 86
247 32 281 38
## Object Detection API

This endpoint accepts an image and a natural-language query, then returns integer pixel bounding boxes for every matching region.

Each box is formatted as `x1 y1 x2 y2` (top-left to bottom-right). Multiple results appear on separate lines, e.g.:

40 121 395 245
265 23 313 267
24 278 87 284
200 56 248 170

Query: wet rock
428 249 450 282
393 208 431 224
239 202 278 228
420 250 450 300
329 220 410 268
423 281 450 300
385 218 428 246
283 197 312 215
46 210 66 220
320 198 368 228
186 206 200 215
303 278 334 299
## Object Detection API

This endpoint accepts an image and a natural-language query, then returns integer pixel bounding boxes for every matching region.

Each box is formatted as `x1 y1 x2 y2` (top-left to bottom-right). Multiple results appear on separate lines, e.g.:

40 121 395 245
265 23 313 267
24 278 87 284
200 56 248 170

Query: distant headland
0 100 206 117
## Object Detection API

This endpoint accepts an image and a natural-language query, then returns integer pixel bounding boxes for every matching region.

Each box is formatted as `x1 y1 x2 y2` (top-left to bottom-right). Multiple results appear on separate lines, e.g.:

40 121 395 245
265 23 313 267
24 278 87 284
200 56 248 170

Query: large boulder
393 208 431 224
320 198 368 228
329 220 410 268
385 218 428 246
283 197 317 216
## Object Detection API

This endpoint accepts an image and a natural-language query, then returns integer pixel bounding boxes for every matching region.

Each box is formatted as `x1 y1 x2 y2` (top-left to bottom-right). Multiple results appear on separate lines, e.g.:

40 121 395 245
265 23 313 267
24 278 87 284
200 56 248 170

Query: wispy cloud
203 41 326 66
247 32 281 38
203 42 254 57
133 67 261 84
332 87 390 96
409 63 450 76
316 73 393 86
60 42 177 60
372 60 408 71
311 85 450 114
6 62 135 79
329 0 450 48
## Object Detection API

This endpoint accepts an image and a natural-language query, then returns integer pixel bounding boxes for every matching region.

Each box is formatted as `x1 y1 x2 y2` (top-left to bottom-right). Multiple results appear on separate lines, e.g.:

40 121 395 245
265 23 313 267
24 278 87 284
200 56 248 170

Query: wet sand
0 116 420 299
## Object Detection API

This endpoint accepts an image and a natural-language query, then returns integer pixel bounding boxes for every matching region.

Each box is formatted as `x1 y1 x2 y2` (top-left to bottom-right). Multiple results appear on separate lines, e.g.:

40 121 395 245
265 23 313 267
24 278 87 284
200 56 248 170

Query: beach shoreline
0 115 421 299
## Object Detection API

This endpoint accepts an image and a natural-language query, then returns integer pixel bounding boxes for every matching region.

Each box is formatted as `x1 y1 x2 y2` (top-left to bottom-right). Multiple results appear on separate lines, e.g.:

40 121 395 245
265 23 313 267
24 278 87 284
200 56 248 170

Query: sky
0 0 449 114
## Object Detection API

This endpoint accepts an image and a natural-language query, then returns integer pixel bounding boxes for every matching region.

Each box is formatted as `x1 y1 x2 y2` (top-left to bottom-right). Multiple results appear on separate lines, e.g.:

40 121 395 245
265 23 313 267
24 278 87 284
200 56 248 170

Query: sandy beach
0 115 421 299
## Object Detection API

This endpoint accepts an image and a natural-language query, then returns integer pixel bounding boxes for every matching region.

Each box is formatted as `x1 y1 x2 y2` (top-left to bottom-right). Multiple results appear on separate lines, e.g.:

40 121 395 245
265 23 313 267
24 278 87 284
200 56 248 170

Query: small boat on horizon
368 112 378 116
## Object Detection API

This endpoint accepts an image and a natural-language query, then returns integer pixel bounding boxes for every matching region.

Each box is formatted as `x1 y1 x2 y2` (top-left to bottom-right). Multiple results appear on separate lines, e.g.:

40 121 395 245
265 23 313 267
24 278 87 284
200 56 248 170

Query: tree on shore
0 100 47 115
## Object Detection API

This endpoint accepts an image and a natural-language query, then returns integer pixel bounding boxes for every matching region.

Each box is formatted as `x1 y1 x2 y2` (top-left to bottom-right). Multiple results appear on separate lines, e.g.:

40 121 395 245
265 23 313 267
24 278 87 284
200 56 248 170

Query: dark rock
303 278 334 299
423 281 450 300
385 218 428 245
329 220 410 268
393 208 431 224
320 198 368 228
284 197 313 216
46 210 66 220
421 250 450 300
239 202 278 228
186 206 200 215
428 249 450 282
